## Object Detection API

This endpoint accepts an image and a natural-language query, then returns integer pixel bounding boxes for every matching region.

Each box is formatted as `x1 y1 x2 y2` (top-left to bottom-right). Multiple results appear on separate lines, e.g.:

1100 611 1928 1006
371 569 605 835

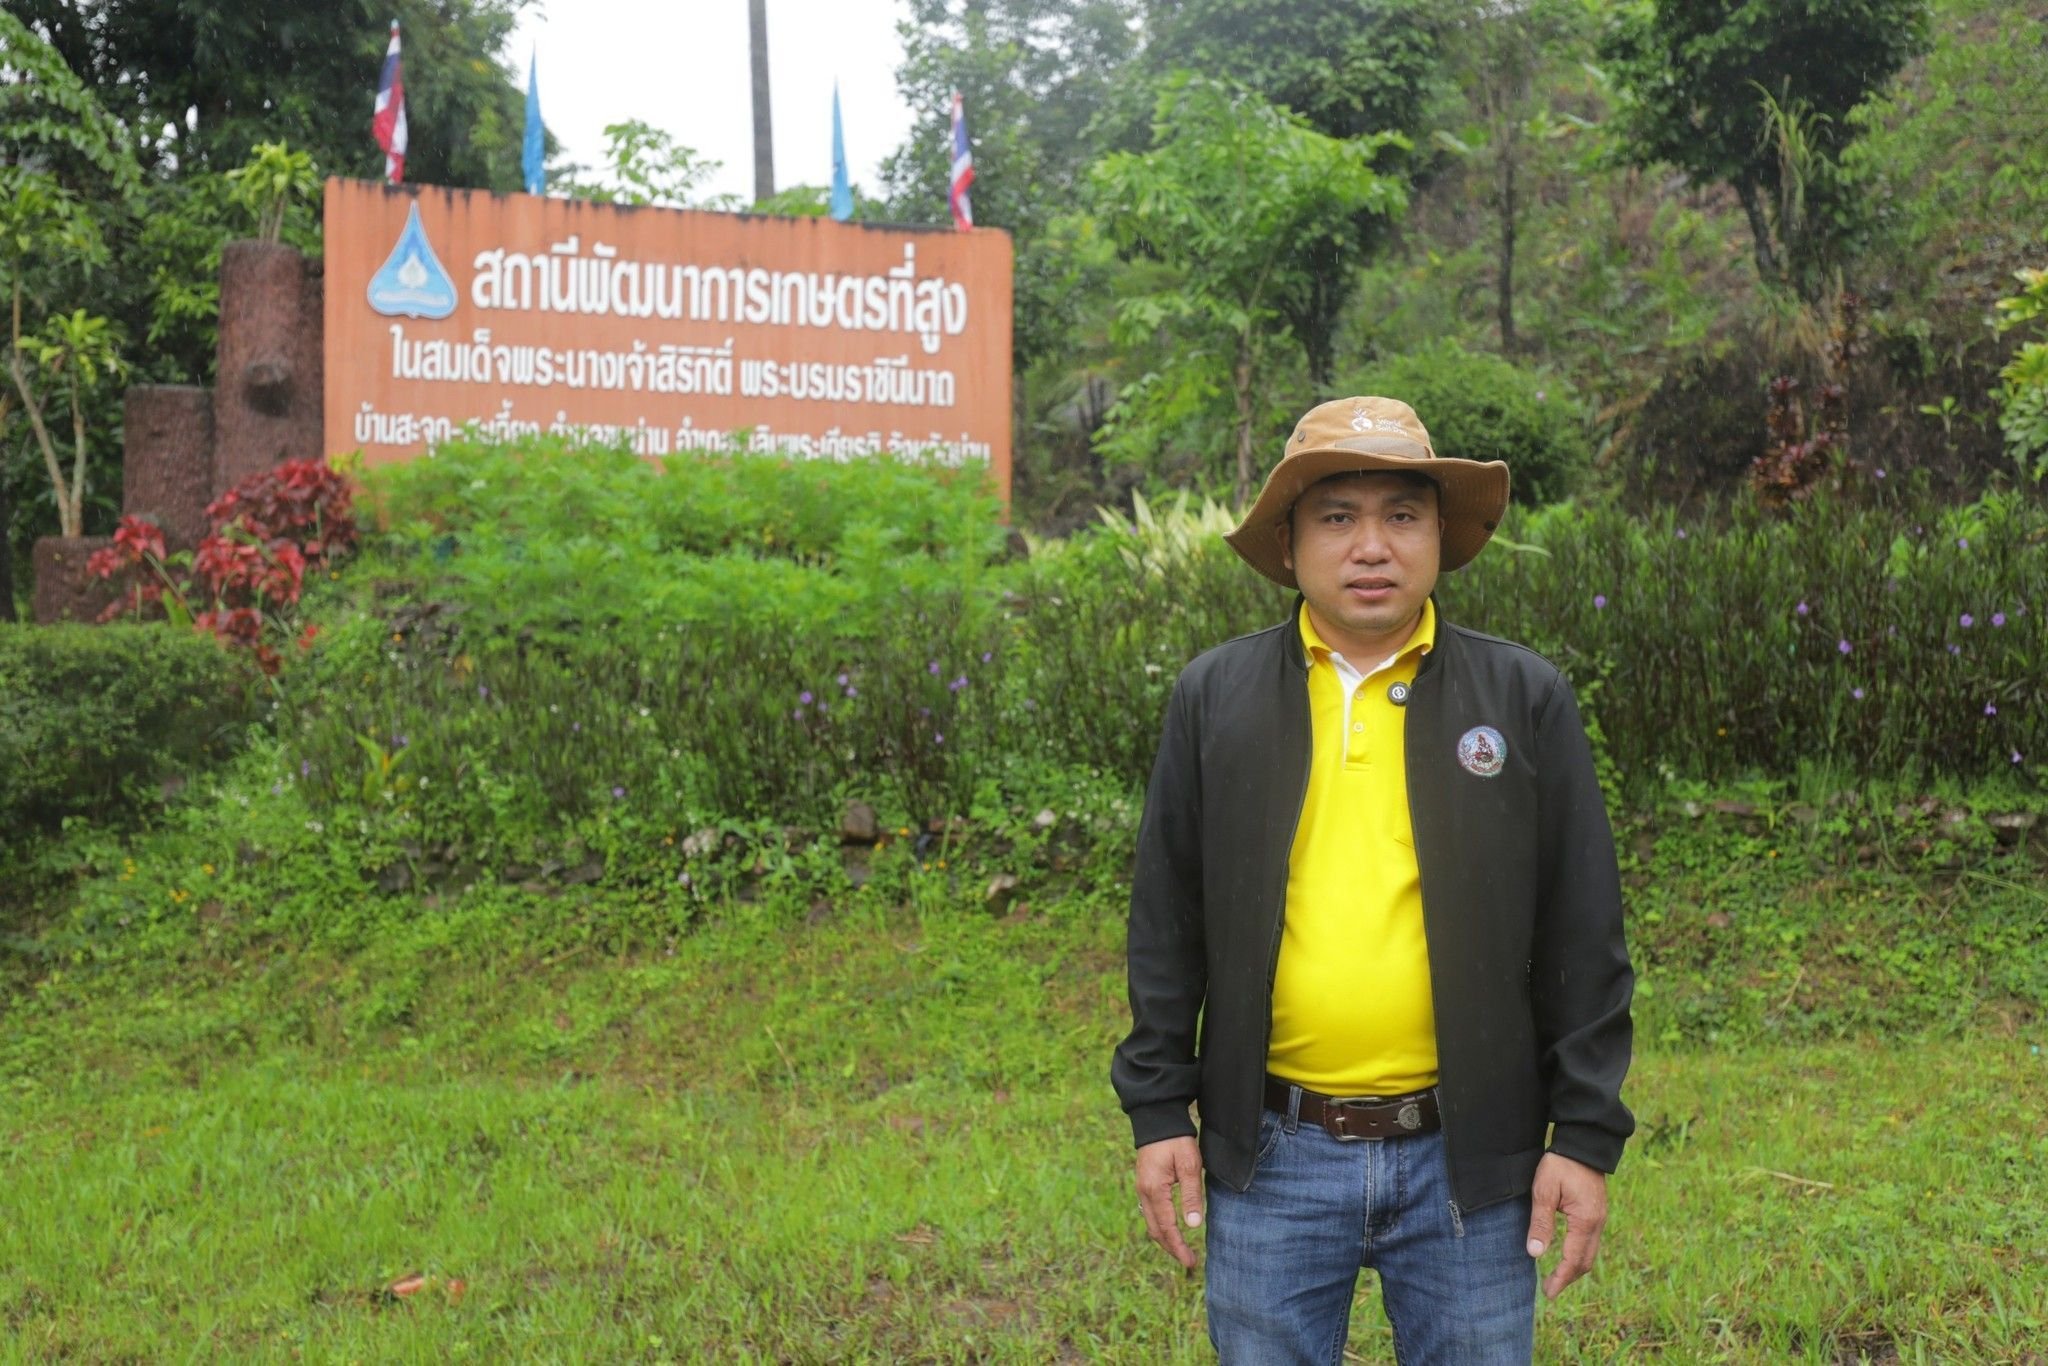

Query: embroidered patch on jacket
1457 725 1507 778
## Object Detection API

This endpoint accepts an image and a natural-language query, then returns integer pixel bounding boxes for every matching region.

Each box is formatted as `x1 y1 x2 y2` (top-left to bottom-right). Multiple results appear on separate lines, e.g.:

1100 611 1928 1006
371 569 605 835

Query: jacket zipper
1407 638 1464 1209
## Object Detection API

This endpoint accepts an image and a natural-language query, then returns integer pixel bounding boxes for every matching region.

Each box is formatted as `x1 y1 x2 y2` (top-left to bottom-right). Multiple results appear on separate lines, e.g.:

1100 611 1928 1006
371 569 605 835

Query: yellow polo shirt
1267 599 1439 1096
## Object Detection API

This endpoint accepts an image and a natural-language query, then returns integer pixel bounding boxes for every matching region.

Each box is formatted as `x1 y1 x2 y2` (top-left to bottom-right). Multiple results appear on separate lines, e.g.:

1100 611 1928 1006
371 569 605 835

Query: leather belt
1265 1076 1441 1141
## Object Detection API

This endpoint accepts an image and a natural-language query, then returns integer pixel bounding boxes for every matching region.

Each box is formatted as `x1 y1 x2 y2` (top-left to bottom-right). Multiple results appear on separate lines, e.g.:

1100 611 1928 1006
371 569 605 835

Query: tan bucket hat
1224 395 1511 587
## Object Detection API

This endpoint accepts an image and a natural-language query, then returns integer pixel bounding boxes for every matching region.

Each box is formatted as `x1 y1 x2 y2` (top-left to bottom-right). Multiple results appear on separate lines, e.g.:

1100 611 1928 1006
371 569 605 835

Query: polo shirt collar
1298 597 1436 677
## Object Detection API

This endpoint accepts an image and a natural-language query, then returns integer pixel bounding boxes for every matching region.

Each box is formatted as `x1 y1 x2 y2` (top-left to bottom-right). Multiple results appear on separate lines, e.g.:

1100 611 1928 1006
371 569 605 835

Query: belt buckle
1326 1094 1424 1141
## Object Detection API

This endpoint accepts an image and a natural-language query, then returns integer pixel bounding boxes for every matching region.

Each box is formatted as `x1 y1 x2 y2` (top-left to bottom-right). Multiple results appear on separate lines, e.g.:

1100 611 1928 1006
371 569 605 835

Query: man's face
1278 473 1443 659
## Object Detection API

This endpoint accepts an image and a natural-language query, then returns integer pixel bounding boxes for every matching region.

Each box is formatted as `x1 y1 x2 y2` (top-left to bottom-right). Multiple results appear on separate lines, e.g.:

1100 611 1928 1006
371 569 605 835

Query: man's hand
1135 1136 1206 1269
1525 1152 1607 1300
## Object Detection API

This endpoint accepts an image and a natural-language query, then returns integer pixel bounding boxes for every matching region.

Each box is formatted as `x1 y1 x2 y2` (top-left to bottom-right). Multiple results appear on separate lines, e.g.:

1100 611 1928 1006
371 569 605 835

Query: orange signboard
321 179 1013 493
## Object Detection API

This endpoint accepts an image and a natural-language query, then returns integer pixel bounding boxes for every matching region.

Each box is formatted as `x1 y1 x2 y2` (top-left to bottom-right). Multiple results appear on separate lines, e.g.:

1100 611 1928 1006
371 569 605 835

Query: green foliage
223 141 321 246
558 120 739 211
1599 0 1932 295
881 0 1141 366
1992 266 2048 481
0 11 143 200
1087 75 1408 497
1336 340 1591 505
0 624 255 837
11 0 533 186
1445 487 2048 787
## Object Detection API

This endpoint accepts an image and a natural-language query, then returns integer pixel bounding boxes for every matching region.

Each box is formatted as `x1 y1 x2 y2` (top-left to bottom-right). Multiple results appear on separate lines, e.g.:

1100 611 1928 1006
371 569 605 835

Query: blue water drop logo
367 202 458 319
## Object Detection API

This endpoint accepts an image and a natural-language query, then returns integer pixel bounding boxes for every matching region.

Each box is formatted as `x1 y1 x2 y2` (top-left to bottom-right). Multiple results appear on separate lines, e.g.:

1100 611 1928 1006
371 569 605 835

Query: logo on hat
1350 403 1373 432
1457 725 1506 778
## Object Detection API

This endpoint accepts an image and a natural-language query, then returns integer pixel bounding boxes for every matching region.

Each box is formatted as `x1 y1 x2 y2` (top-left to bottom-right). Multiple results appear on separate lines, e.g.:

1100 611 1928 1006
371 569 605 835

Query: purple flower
799 690 814 705
1948 644 1962 656
392 733 409 749
2013 750 2025 766
792 707 804 719
572 721 582 733
678 871 692 886
918 706 931 718
1985 702 1998 717
1875 468 1887 480
1960 613 1975 628
927 661 941 675
612 785 627 798
299 759 310 777
981 651 993 664
1676 528 1688 540
1992 612 2007 628
1851 687 1865 700
1593 594 1608 610
948 674 968 692
1887 625 1898 637
1837 639 1852 655
836 672 850 686
845 685 858 698
1958 537 1970 550
933 732 944 745
270 780 286 796
478 683 490 698
817 701 829 713
1796 601 1810 616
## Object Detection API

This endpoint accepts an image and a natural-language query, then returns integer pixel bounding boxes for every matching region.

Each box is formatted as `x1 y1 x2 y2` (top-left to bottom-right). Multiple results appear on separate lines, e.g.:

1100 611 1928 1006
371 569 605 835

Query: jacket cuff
1547 1122 1624 1175
1128 1100 1198 1148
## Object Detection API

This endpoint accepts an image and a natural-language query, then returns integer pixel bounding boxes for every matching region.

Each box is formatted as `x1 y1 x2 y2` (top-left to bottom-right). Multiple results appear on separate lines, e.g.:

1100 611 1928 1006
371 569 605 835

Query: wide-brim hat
1224 395 1511 586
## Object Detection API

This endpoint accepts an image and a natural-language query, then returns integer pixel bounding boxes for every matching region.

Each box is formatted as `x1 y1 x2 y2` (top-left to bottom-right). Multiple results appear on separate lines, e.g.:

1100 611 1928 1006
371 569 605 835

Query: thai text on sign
321 179 1014 489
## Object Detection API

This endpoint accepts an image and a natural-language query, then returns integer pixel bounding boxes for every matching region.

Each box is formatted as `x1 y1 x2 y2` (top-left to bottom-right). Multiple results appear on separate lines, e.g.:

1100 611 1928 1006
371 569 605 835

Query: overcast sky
508 0 922 206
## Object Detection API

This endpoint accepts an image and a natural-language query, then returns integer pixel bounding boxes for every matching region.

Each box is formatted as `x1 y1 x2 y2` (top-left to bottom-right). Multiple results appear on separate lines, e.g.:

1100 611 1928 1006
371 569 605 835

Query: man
1112 396 1634 1363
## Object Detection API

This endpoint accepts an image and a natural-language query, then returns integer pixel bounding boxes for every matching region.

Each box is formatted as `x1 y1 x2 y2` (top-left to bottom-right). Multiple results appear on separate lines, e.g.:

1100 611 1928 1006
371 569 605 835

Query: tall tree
12 0 534 188
1600 0 1931 298
1132 0 1441 386
1432 0 1591 354
882 0 1141 368
1088 76 1407 500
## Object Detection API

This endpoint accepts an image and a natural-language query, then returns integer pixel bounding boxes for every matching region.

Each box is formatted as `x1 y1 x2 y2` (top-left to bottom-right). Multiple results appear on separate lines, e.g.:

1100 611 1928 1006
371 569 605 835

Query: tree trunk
748 0 775 204
1233 335 1255 506
7 350 73 537
1735 178 1781 287
1496 145 1518 355
0 448 14 623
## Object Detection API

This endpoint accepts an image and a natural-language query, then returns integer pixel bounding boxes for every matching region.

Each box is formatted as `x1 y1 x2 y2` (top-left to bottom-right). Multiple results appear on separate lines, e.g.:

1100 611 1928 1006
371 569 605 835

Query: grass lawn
4 880 2044 1364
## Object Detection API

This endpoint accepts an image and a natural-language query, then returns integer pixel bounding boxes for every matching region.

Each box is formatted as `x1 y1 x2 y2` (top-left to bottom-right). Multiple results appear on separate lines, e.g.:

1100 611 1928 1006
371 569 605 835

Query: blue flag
522 49 545 196
830 83 854 221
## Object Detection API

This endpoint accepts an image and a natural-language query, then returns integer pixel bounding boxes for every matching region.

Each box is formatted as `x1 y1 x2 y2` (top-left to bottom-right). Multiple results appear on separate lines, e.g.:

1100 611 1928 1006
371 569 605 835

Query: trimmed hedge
0 624 257 835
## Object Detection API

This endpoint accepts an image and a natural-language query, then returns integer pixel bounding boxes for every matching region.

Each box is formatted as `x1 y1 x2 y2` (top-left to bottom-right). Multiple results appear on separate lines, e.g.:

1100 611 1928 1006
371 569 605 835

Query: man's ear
1276 518 1294 573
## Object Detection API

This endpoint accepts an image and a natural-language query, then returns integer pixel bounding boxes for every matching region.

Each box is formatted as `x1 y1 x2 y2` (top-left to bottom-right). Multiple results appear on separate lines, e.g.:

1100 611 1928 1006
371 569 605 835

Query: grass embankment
4 789 2045 1362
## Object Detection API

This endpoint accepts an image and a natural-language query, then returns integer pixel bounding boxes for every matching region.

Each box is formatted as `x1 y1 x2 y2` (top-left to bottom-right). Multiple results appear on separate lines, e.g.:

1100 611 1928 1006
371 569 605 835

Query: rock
840 800 880 844
1705 911 1732 930
1032 808 1058 831
560 859 605 886
842 850 872 889
1709 800 1757 818
1988 812 2039 844
985 872 1020 914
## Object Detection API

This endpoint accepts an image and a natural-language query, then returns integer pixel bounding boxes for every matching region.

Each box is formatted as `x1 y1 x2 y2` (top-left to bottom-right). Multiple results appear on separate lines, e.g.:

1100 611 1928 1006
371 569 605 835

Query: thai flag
948 91 974 231
373 20 407 184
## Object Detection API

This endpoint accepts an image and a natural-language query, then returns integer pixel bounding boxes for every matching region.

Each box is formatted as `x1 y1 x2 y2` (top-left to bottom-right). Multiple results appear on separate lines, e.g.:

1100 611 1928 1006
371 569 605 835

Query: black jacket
1111 602 1635 1212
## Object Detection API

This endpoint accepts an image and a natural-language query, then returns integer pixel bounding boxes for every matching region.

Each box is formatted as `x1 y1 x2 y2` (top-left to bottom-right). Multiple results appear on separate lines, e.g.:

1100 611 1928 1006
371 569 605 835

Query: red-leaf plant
90 458 357 675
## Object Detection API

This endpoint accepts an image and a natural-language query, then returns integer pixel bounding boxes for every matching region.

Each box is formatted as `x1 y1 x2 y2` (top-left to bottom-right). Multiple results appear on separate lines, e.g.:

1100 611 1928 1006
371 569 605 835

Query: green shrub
1335 339 1592 506
0 624 257 835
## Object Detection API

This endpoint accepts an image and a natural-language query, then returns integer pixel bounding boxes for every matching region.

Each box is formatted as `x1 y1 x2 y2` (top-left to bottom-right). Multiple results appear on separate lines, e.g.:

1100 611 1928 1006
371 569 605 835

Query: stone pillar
32 535 117 624
122 385 216 549
213 241 324 495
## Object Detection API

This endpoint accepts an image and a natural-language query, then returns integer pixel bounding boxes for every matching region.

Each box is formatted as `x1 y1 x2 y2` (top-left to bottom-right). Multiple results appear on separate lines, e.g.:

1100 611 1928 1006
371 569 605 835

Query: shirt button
1352 721 1365 733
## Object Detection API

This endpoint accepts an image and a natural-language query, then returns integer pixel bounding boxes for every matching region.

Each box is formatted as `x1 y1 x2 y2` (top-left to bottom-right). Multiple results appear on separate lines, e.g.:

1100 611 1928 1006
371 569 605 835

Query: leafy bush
1444 488 2048 787
1334 340 1591 505
0 624 256 836
262 439 2042 876
1993 265 2048 481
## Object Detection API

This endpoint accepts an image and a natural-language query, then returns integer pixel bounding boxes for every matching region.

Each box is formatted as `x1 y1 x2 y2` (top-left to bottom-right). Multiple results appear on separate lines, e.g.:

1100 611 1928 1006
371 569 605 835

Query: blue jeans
1205 1093 1536 1365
